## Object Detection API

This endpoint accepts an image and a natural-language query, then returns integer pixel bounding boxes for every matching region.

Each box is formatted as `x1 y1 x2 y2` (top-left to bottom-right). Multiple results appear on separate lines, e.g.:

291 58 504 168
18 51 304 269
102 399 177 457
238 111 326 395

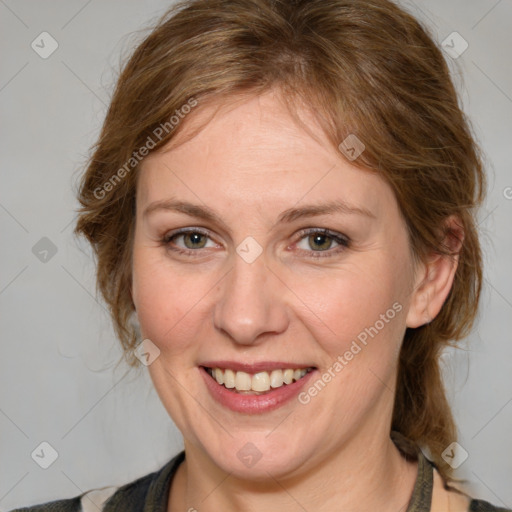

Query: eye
294 228 350 257
163 228 219 255
162 227 350 258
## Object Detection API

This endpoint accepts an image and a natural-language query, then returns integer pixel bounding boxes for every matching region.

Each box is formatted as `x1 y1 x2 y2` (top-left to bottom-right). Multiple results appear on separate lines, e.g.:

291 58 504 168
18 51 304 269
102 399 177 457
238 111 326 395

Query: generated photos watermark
298 301 403 404
93 97 198 200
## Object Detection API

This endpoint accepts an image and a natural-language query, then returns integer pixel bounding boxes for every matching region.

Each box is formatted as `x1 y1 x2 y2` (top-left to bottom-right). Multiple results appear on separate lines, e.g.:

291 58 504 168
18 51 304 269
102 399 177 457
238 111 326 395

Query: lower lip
200 367 317 414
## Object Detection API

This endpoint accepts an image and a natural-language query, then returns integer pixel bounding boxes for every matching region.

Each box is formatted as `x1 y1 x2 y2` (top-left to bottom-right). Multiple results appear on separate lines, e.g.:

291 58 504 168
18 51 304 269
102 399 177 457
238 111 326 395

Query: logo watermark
338 134 365 161
237 442 263 468
441 32 469 60
441 441 469 469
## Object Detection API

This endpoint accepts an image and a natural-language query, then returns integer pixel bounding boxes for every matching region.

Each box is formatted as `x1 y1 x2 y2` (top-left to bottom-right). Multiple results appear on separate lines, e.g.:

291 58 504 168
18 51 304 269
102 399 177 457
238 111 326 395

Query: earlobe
405 216 463 329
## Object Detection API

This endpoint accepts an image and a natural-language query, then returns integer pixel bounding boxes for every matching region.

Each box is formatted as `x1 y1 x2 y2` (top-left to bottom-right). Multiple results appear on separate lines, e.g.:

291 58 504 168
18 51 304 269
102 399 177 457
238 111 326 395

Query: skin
131 88 461 511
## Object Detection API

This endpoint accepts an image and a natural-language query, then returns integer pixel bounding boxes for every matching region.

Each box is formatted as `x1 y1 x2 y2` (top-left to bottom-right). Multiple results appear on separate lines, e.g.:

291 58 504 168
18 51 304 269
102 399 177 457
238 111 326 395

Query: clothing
10 449 510 512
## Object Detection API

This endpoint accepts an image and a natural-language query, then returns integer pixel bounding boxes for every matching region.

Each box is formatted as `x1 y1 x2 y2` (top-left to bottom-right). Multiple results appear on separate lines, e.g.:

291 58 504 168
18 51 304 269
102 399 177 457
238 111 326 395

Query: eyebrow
143 198 375 227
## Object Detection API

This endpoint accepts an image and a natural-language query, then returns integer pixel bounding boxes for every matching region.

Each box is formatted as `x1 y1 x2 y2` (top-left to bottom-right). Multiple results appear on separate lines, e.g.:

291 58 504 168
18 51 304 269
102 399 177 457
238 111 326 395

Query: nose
213 250 289 346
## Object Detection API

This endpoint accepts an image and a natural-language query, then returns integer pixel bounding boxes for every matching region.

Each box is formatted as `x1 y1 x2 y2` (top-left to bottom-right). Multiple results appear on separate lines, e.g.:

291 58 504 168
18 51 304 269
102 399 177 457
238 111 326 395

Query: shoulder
432 465 512 512
8 486 125 512
469 499 512 512
9 452 185 512
8 497 82 512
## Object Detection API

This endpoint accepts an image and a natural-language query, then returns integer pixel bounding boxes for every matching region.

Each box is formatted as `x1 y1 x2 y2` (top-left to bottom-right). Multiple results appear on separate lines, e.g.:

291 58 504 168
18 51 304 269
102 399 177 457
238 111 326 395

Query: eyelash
161 227 351 259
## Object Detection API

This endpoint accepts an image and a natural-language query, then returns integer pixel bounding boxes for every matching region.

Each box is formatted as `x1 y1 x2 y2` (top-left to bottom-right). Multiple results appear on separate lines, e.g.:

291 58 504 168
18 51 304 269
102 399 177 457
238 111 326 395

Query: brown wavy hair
75 0 485 481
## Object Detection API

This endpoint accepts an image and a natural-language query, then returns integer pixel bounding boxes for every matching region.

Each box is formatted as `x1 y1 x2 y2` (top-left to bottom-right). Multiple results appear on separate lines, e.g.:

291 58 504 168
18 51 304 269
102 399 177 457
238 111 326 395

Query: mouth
199 362 318 414
202 366 316 395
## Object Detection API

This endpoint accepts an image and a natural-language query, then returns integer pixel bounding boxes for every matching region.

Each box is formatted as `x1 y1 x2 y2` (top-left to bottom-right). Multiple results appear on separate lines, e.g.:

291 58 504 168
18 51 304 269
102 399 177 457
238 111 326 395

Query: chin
199 433 316 482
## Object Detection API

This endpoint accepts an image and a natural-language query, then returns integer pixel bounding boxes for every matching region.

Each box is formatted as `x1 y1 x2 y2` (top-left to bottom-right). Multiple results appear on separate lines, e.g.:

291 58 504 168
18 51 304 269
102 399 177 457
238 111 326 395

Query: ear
406 216 464 328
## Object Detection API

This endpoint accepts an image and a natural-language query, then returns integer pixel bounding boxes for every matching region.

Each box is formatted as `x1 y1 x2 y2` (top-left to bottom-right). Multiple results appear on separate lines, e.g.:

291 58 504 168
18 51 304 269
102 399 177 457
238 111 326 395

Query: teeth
214 368 224 385
283 369 294 384
206 367 311 393
269 369 283 388
235 371 252 391
224 369 235 389
252 371 271 392
293 369 304 381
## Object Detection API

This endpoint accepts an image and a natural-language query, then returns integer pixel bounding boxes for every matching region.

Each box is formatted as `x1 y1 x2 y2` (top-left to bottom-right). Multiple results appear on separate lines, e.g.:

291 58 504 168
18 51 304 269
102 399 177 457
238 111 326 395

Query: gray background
0 0 511 509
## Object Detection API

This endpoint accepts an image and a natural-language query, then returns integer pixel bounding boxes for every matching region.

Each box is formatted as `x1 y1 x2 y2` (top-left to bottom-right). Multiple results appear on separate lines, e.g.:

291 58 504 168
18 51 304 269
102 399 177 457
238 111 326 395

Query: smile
204 366 315 394
200 363 318 414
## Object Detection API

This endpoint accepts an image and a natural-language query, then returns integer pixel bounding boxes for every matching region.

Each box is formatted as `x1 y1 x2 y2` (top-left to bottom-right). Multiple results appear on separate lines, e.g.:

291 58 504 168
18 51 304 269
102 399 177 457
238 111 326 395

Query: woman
13 0 510 510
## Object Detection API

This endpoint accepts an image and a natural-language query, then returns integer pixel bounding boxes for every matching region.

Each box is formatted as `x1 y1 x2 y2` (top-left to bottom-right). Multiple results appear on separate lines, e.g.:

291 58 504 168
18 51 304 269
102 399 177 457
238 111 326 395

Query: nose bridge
213 248 288 346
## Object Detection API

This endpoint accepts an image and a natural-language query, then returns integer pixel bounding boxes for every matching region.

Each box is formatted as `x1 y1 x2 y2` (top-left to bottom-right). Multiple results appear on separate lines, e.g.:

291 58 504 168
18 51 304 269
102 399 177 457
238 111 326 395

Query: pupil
310 234 331 251
185 232 206 249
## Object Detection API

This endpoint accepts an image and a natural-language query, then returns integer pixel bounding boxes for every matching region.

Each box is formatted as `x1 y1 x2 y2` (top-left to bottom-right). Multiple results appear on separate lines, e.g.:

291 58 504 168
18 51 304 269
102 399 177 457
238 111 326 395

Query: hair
75 0 485 481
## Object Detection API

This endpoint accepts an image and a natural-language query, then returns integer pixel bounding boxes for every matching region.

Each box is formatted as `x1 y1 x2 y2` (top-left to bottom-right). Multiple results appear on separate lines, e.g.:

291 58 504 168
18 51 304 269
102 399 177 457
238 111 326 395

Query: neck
169 430 419 512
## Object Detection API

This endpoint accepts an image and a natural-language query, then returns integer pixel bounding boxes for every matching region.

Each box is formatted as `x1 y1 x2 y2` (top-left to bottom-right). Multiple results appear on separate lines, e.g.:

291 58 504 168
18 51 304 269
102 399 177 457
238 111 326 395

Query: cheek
290 256 409 366
131 246 208 357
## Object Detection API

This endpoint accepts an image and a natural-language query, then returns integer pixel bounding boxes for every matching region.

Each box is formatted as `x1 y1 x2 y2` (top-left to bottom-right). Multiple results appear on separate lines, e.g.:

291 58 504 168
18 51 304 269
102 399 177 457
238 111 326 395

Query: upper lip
200 361 316 373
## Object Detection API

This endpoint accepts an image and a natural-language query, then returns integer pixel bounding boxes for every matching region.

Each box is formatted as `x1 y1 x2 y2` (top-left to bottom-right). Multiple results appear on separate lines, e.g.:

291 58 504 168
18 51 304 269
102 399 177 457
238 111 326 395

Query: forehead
137 90 396 219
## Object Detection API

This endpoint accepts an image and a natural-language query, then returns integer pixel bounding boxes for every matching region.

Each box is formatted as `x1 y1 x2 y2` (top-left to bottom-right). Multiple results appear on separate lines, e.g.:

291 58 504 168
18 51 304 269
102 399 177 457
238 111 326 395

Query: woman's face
132 90 421 479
